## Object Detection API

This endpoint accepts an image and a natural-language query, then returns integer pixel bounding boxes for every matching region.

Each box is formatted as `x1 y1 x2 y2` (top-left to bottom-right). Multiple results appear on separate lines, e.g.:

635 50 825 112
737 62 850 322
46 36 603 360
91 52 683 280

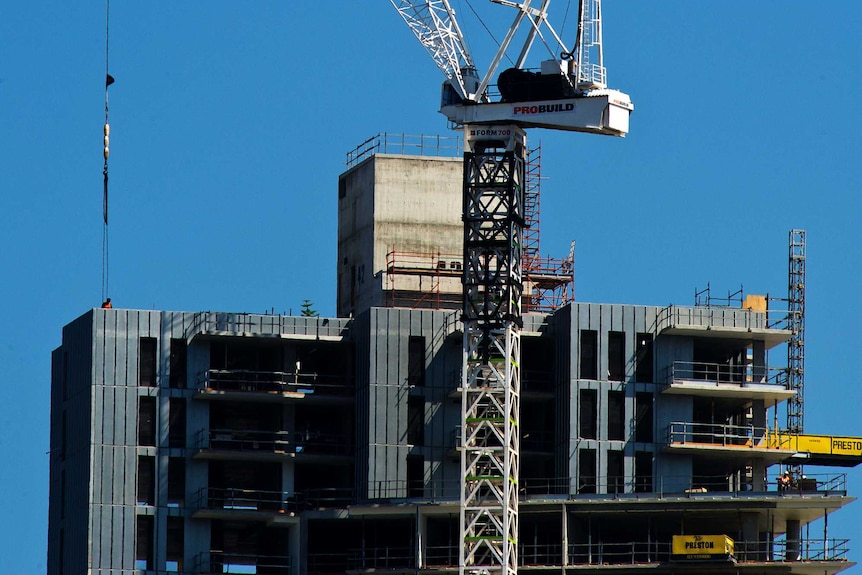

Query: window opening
579 330 598 380
136 455 155 506
135 515 154 570
407 396 425 445
635 451 653 493
139 337 157 387
167 457 185 507
169 338 187 388
608 331 625 381
138 396 156 446
166 516 184 571
578 389 597 439
607 391 625 441
407 336 425 387
635 333 654 382
607 449 624 493
168 398 186 448
407 454 424 498
635 392 653 443
578 448 596 494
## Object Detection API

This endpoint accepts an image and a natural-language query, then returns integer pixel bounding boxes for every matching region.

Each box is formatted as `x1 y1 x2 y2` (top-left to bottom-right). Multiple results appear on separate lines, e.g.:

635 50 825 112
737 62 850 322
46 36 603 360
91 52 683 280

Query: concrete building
48 137 856 574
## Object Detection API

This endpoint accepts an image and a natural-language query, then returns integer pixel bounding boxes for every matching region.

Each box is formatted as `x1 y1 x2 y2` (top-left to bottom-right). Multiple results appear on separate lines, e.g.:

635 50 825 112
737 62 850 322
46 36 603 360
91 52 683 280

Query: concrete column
786 519 801 561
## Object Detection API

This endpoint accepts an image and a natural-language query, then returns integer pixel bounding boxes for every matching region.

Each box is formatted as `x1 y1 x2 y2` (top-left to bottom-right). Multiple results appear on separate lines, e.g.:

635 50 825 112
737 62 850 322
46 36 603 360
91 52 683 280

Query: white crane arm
390 0 479 101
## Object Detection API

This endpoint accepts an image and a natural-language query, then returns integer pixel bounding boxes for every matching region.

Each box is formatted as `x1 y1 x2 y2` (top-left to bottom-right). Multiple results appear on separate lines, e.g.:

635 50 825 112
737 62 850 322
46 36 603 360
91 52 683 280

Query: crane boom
390 0 480 101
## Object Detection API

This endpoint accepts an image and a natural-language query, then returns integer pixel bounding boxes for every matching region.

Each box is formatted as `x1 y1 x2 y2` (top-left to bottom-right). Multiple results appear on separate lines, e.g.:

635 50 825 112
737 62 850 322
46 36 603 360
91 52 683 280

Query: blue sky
1 1 860 571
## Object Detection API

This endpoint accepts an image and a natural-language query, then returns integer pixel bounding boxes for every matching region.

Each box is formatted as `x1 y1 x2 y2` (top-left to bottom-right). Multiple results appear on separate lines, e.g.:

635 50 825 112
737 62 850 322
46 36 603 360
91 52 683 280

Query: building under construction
47 136 858 574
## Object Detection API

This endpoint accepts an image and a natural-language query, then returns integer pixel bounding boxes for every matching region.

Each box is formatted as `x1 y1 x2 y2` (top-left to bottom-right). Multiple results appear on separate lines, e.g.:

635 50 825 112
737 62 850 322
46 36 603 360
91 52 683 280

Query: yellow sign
794 434 862 457
671 535 734 561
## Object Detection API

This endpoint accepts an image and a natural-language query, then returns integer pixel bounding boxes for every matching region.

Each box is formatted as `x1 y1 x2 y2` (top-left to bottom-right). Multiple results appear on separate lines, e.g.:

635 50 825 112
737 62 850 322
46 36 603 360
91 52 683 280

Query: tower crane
390 2 632 575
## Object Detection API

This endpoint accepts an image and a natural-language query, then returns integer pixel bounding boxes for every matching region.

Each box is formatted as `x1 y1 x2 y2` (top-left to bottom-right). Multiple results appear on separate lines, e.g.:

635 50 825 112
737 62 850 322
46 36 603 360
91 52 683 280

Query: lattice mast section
460 126 525 575
787 230 806 435
575 0 607 89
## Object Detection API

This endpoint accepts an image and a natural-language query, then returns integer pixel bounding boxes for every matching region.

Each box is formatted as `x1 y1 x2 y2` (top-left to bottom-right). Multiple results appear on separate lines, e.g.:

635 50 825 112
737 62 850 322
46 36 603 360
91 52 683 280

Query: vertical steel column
459 125 525 575
787 229 806 435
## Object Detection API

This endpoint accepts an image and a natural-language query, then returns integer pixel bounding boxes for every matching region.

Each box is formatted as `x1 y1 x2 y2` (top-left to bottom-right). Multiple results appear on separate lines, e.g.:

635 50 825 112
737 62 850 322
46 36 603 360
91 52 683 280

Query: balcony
194 428 352 463
192 487 301 523
662 361 795 404
194 551 292 575
666 421 795 462
185 311 348 342
655 305 791 349
195 369 354 403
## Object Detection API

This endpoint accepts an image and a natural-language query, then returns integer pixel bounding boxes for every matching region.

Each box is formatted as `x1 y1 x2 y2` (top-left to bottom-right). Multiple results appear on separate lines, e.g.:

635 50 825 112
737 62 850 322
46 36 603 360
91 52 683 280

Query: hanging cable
102 0 114 305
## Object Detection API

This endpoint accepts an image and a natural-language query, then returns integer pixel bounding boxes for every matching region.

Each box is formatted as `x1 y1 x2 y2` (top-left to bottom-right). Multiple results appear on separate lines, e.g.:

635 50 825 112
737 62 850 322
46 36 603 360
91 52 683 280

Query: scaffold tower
460 125 524 575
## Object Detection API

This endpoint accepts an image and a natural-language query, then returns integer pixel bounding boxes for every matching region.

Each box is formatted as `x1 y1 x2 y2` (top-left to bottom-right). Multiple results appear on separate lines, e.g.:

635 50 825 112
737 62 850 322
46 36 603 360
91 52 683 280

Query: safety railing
196 428 352 457
654 304 779 334
665 361 788 388
185 311 349 341
345 133 462 167
195 487 301 513
735 538 850 562
348 546 416 570
195 551 292 574
197 369 354 397
666 421 777 449
416 538 850 568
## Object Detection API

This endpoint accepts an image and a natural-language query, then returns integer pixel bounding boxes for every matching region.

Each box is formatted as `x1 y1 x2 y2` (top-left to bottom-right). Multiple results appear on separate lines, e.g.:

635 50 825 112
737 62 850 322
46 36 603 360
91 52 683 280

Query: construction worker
101 298 112 309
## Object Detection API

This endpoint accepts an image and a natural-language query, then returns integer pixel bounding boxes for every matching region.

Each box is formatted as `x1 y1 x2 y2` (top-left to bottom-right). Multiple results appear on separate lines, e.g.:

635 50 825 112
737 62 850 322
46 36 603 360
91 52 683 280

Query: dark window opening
407 396 425 446
136 455 155 506
635 451 653 493
607 391 625 441
139 337 157 387
578 449 596 494
135 515 154 570
608 331 625 381
607 449 624 494
635 333 654 382
350 264 357 309
635 392 653 443
407 336 425 387
62 351 68 401
168 398 186 448
60 469 65 518
138 396 156 446
166 516 184 572
167 457 185 507
169 338 187 388
60 410 67 460
579 330 598 380
338 178 347 199
407 454 424 498
579 389 597 440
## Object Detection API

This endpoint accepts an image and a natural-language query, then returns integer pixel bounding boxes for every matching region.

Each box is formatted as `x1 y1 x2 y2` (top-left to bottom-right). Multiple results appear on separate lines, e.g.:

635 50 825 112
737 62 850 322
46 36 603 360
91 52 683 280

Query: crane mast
390 3 631 575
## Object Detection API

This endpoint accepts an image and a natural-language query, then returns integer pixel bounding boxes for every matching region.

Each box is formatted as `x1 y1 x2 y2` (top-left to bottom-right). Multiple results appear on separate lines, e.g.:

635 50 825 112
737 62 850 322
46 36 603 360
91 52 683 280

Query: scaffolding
385 249 462 310
522 144 575 313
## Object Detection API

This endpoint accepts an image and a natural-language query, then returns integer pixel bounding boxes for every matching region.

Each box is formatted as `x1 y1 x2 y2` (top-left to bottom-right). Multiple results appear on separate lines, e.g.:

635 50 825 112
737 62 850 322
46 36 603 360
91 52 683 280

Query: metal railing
348 546 416 570
185 311 349 341
667 421 777 449
665 361 788 387
196 428 352 456
198 369 354 396
409 538 850 568
195 551 292 574
654 304 781 334
195 487 301 513
345 133 462 167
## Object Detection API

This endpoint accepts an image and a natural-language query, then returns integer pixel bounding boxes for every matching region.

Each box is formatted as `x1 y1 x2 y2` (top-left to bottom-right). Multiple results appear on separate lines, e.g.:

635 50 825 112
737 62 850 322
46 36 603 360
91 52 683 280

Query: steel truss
787 229 806 434
460 126 525 575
